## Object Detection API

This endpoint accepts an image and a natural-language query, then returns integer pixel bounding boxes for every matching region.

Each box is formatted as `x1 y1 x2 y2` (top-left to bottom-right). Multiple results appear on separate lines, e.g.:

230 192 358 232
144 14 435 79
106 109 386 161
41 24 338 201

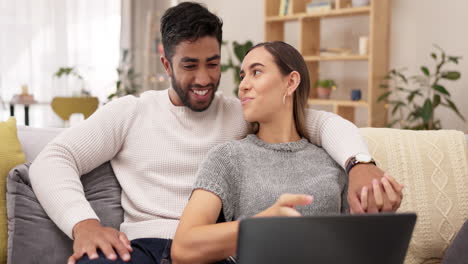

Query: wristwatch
345 153 376 174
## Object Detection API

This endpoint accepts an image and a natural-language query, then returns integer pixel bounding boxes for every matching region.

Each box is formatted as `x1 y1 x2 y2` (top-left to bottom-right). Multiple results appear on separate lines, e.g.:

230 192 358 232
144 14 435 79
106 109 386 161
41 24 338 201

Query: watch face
356 153 372 163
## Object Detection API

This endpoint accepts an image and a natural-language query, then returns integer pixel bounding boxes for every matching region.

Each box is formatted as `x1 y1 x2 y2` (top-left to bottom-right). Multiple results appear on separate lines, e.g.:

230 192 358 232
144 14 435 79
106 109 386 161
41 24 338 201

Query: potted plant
53 67 90 96
315 79 336 99
221 40 254 97
107 49 141 101
378 45 464 130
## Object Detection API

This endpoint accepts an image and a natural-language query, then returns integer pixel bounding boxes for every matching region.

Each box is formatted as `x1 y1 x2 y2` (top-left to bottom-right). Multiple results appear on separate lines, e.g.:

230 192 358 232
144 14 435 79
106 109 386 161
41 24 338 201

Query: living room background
0 0 466 132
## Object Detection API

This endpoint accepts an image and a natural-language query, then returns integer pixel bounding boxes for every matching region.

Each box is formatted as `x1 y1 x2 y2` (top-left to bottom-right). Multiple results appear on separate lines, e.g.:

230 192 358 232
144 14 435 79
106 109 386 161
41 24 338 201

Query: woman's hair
245 41 311 140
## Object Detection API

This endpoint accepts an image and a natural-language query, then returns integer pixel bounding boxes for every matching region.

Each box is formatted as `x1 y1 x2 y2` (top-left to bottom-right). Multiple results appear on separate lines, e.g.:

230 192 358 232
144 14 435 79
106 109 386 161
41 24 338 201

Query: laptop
237 213 417 264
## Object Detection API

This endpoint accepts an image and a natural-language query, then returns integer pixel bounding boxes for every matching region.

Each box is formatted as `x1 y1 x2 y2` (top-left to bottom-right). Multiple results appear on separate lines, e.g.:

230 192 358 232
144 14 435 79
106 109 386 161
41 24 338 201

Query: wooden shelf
265 0 390 126
308 99 369 107
266 6 371 22
304 54 369 62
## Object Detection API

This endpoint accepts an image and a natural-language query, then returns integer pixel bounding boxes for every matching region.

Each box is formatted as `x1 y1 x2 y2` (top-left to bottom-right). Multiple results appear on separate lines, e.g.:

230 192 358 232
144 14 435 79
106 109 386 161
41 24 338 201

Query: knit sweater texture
30 89 368 240
194 134 348 221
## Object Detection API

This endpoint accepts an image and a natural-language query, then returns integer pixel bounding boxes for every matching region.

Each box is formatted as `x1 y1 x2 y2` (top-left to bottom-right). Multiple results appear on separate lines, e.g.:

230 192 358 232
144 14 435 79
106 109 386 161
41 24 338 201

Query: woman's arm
172 191 313 264
171 189 239 264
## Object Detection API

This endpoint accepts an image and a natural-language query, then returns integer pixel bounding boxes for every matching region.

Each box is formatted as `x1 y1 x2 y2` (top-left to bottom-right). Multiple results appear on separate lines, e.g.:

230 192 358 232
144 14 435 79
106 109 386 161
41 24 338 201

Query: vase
317 87 332 99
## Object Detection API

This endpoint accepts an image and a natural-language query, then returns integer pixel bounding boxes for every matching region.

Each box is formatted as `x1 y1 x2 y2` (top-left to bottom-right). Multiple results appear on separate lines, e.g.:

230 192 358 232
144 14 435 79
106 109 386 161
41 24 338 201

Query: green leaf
445 98 466 121
421 66 430 76
433 94 441 108
377 91 392 102
431 53 437 60
421 99 433 122
397 72 408 84
221 65 230 72
432 84 450 96
407 111 419 122
233 66 241 85
386 119 400 128
441 71 461 80
233 41 253 62
407 90 422 102
391 102 404 115
448 56 461 64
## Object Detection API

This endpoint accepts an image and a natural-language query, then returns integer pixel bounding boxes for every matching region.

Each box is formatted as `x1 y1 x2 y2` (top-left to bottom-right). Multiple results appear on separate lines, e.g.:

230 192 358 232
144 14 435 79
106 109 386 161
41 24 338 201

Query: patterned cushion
360 128 468 264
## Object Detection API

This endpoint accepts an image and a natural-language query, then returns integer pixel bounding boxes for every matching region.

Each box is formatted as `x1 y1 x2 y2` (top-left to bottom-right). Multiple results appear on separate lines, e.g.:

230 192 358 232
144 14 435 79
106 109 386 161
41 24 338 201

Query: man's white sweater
29 89 369 240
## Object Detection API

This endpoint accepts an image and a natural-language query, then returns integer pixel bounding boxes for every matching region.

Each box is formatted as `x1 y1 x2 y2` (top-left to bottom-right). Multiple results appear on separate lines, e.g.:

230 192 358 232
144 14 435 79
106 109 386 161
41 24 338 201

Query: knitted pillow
360 128 468 264
6 161 123 264
0 117 26 263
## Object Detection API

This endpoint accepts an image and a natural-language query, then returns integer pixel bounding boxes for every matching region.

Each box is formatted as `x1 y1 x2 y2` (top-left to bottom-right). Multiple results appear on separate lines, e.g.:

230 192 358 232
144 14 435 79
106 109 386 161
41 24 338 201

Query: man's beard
171 73 220 112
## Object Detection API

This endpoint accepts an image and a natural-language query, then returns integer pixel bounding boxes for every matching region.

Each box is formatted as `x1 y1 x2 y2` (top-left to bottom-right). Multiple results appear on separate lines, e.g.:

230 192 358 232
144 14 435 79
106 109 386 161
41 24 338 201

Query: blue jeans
77 238 236 264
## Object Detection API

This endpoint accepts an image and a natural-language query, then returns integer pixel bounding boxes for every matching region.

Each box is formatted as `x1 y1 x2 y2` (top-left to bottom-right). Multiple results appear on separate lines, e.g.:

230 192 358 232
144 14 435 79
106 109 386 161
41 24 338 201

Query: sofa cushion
6 161 123 264
0 117 26 263
361 128 468 264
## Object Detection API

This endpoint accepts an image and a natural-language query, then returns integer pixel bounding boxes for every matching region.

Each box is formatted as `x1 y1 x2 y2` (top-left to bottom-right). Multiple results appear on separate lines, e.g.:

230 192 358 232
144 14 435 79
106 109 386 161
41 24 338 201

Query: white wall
192 0 264 97
390 0 468 132
195 0 468 132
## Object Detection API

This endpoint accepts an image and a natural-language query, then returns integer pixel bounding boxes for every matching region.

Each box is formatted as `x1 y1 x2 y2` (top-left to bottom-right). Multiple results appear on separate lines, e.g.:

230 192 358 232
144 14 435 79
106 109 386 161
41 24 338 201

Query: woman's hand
356 173 404 213
256 194 313 217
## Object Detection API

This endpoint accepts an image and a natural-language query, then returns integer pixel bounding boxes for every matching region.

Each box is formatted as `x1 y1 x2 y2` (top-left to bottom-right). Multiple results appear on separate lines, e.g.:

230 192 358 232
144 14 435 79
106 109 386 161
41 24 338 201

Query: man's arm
29 96 138 261
304 109 402 213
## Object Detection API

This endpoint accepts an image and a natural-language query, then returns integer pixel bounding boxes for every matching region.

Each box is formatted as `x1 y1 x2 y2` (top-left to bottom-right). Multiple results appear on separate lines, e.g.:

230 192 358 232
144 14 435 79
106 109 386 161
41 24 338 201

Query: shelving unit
264 0 390 127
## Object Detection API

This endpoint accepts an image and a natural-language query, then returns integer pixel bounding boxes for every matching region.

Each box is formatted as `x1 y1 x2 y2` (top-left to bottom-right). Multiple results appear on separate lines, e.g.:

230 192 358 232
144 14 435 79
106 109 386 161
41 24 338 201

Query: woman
171 41 402 264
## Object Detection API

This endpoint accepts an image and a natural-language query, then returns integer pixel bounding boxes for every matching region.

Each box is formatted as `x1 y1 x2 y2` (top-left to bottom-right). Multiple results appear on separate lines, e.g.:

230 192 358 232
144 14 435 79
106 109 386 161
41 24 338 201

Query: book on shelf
319 47 352 56
307 1 332 14
279 0 292 16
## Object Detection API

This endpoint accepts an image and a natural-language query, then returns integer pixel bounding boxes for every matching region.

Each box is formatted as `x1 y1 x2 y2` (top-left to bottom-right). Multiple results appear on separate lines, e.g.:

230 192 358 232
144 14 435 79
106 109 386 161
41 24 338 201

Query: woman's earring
283 94 286 105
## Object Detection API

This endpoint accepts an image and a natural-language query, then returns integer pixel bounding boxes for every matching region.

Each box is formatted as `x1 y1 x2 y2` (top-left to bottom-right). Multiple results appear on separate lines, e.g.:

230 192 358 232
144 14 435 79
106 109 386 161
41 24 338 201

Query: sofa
2 123 468 264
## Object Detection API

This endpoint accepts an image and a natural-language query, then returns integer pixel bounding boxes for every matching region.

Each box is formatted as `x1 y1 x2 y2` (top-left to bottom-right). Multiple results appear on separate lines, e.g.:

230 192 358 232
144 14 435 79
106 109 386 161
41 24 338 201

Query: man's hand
348 164 403 214
67 219 133 264
256 194 313 217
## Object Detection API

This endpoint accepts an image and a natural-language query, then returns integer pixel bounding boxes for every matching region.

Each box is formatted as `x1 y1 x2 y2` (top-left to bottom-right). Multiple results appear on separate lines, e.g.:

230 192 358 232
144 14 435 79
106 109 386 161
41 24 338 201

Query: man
30 2 402 264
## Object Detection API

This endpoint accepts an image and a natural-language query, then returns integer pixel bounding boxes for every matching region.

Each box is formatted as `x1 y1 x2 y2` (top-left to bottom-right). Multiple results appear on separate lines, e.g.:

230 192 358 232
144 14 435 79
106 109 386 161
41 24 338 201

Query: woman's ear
286 71 301 96
160 56 173 77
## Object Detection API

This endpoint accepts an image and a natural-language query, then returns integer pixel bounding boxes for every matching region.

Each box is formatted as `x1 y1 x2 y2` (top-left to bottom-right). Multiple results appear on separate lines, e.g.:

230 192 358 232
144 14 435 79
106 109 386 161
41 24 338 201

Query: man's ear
160 56 173 77
286 71 301 96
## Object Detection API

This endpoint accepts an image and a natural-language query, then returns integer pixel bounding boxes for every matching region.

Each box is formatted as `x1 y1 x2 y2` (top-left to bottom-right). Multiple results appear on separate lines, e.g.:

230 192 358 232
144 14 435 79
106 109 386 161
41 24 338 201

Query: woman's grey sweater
193 134 348 221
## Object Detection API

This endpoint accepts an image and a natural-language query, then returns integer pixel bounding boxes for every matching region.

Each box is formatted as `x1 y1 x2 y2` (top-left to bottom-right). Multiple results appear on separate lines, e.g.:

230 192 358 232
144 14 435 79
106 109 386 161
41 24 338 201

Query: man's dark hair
160 2 223 61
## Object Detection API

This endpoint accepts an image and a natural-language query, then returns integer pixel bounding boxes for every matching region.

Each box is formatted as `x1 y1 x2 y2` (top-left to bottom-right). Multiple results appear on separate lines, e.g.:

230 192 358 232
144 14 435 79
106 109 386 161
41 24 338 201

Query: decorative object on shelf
108 49 141 101
352 0 370 7
315 79 337 99
307 1 333 14
358 36 369 55
221 40 254 97
335 0 352 9
279 0 292 16
53 67 90 97
378 45 464 130
320 47 351 57
351 89 362 101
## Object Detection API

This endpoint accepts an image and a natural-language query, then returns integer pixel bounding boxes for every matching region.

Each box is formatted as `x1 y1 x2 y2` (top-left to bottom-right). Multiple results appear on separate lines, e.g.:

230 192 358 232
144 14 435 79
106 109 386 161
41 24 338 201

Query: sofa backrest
17 126 63 162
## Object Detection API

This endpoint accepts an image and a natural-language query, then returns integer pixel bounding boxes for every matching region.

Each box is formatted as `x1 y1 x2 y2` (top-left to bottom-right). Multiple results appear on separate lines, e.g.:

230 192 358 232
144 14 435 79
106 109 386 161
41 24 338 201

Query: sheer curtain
0 0 121 126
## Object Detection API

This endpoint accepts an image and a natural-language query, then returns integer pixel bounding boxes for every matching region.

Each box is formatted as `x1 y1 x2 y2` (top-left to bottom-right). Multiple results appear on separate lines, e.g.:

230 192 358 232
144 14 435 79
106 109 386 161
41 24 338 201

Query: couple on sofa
30 2 403 264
